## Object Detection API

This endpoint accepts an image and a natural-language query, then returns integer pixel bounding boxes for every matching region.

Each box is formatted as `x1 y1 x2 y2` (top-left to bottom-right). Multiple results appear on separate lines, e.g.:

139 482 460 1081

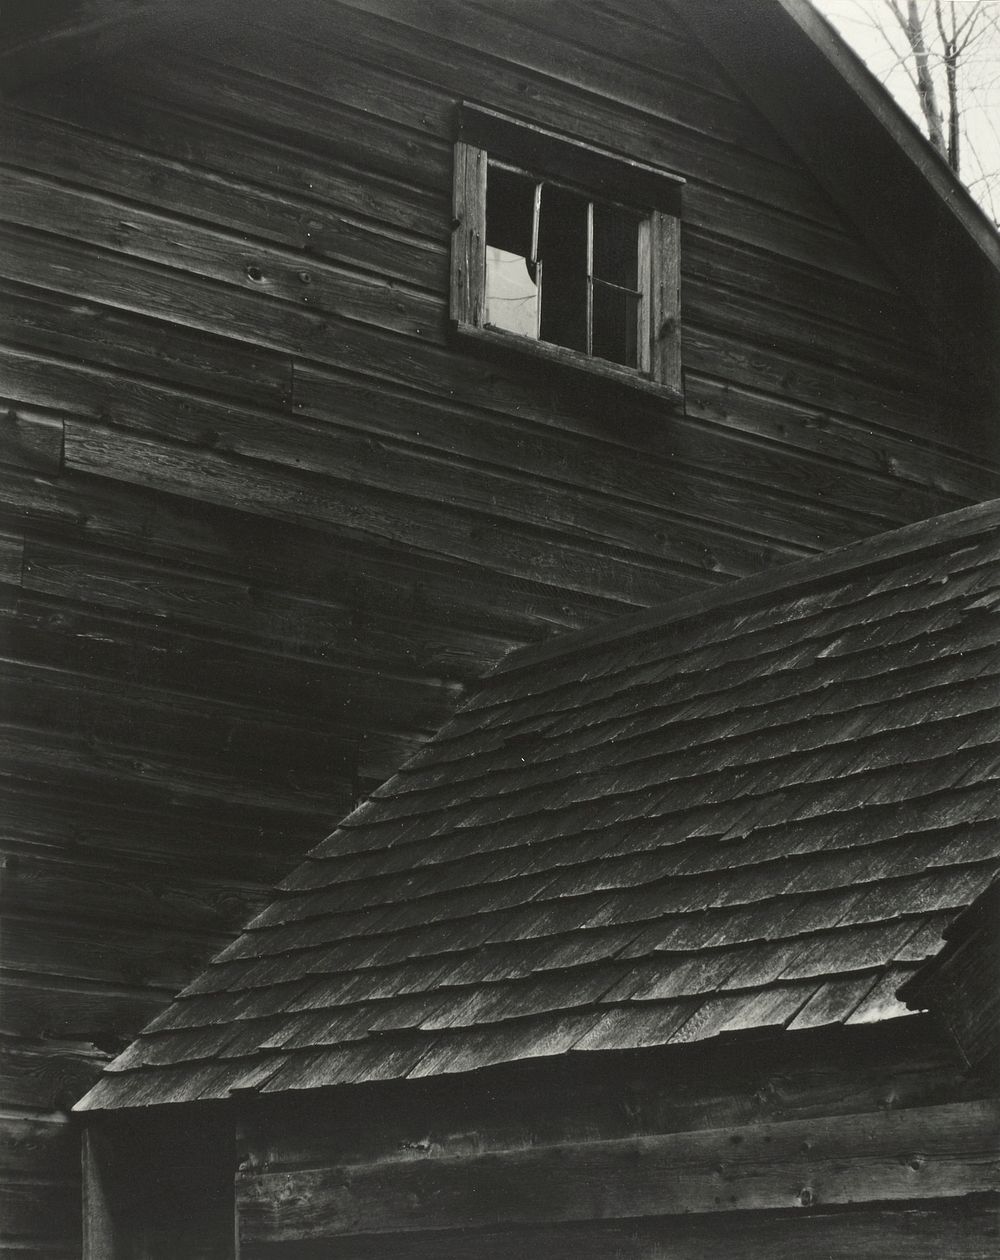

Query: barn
0 0 998 1253
77 498 1000 1256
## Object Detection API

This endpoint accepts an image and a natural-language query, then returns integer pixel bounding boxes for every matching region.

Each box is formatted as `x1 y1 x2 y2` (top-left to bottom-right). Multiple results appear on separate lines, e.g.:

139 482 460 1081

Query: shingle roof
76 501 1000 1110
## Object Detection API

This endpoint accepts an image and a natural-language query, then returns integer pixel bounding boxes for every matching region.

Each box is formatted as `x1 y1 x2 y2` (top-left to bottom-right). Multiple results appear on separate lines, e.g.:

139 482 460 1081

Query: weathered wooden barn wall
0 0 997 1252
95 1022 997 1258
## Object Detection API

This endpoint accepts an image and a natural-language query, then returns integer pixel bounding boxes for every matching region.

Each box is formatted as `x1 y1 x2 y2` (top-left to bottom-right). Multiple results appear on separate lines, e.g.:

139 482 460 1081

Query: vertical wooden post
82 1127 117 1260
451 140 488 327
649 211 682 390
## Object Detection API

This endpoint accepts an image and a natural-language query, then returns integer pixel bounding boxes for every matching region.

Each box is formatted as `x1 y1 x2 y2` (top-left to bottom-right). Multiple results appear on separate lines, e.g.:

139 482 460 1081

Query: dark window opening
485 161 641 369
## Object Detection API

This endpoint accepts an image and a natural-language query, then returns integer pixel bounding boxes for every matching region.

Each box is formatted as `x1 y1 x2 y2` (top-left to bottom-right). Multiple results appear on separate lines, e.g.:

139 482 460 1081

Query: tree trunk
903 0 948 156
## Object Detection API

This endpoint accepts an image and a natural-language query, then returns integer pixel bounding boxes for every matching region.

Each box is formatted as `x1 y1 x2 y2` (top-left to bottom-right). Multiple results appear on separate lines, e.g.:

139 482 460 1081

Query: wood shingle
76 500 1000 1111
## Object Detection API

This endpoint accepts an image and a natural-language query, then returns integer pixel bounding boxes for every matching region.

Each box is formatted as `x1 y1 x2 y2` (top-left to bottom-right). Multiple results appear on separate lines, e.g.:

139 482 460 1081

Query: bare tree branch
818 0 999 205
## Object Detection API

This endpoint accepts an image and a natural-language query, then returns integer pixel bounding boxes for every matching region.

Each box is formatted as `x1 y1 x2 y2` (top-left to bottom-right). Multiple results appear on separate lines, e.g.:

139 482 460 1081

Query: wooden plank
296 0 761 143
0 0 161 96
0 168 443 343
239 1196 1000 1260
683 230 922 346
0 837 269 939
0 336 874 578
0 465 609 641
0 706 350 819
176 21 457 144
0 533 24 588
0 781 308 875
0 974 165 1047
649 211 681 389
2 221 980 531
362 0 740 101
112 46 453 192
8 78 907 348
0 1117 79 1179
0 222 336 359
0 403 63 475
18 541 515 685
684 274 949 400
0 348 769 581
13 75 447 241
0 656 359 788
237 1019 983 1172
0 726 352 842
0 911 229 991
0 107 446 292
60 422 699 607
291 367 892 551
237 1099 1000 1241
251 0 841 226
684 182 895 290
0 334 878 565
199 12 903 291
0 1180 80 1248
112 19 891 285
81 1129 114 1260
683 325 965 455
682 375 977 509
449 141 485 329
469 498 1000 676
464 0 756 112
0 1041 105 1112
4 593 458 739
292 363 976 541
0 277 291 408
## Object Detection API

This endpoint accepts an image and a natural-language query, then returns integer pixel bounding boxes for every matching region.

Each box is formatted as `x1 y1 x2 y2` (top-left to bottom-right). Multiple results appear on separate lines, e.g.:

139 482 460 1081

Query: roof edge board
775 0 1000 269
670 0 1000 410
495 497 1000 677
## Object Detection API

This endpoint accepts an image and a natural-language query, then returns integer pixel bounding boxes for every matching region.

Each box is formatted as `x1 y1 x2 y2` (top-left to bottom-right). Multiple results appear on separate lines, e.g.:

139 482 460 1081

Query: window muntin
451 108 683 400
484 162 643 369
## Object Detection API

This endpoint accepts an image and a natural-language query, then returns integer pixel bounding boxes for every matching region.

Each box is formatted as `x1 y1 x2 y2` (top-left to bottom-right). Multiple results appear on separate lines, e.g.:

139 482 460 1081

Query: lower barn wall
232 1024 998 1258
238 1200 1000 1260
78 1024 998 1257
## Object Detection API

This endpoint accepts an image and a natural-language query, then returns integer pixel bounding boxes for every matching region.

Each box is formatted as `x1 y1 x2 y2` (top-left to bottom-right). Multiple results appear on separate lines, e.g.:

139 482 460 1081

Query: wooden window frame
451 105 684 404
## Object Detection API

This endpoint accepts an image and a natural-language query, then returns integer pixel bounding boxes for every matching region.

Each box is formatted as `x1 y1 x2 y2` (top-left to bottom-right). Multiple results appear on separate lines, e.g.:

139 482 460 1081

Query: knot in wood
798 1187 815 1207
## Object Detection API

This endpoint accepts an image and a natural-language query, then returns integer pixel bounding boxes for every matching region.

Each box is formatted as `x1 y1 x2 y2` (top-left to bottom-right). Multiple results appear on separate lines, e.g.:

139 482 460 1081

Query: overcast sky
812 0 1000 222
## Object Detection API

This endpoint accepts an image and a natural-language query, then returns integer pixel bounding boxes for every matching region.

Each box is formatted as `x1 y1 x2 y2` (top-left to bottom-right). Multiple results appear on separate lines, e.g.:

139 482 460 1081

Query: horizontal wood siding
239 1101 1000 1240
1 0 996 1251
239 1200 1000 1260
233 1029 998 1255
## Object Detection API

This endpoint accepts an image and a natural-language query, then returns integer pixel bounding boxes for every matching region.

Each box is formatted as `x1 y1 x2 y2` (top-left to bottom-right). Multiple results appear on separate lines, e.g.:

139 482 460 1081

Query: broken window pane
486 164 540 337
486 246 539 337
486 164 537 258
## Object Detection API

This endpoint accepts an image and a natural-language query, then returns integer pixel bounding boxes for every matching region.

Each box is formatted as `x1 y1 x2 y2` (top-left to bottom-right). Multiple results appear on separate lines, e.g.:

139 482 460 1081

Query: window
451 105 683 401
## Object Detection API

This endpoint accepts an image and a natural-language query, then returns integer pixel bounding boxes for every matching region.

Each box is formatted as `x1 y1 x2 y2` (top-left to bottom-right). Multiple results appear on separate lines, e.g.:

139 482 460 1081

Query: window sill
454 321 684 409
